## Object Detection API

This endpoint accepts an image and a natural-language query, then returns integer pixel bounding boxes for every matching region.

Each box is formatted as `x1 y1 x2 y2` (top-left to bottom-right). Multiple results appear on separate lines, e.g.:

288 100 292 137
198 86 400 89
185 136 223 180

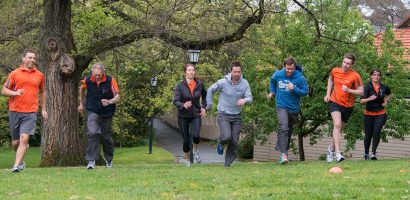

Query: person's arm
324 75 333 103
78 86 86 113
292 77 309 97
108 93 120 104
205 80 222 111
173 85 185 110
1 86 24 97
39 88 48 119
268 73 277 98
343 85 364 96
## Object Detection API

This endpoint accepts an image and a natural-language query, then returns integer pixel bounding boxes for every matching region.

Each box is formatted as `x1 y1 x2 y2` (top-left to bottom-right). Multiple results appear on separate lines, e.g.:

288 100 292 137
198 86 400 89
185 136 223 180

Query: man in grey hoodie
206 61 253 167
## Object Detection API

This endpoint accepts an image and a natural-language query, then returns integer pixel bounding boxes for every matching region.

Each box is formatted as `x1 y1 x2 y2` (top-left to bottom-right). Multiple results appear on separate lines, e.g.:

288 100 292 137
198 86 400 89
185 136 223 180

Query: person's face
371 71 381 83
231 66 242 82
92 69 104 82
185 65 196 80
22 52 36 69
285 63 296 77
342 58 354 72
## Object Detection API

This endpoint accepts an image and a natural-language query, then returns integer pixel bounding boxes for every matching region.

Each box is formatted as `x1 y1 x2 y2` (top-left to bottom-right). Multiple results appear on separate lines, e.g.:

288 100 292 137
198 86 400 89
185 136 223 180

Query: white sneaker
193 151 201 163
336 153 345 163
326 144 334 163
87 160 96 169
18 161 26 171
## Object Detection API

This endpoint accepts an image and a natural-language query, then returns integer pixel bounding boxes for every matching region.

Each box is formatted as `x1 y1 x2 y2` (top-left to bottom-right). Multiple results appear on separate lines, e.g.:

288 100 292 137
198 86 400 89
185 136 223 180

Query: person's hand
324 95 330 103
267 93 275 99
288 82 294 91
42 110 48 119
382 99 388 107
237 99 246 106
342 85 350 93
78 104 84 113
368 95 377 101
101 99 111 106
200 108 207 118
14 89 24 96
183 101 192 109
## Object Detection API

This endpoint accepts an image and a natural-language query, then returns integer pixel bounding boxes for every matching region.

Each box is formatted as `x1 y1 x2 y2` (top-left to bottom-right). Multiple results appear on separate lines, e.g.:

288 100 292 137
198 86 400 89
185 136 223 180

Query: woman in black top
173 63 207 166
360 69 392 160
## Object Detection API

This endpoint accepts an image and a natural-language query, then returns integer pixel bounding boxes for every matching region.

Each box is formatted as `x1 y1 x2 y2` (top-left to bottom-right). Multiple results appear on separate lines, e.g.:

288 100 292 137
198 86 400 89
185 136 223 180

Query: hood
225 73 243 84
275 64 304 79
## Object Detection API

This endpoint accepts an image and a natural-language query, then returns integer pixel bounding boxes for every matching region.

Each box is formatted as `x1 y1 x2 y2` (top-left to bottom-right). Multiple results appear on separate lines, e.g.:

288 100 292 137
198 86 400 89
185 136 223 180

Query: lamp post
149 76 157 154
188 50 200 65
187 50 200 164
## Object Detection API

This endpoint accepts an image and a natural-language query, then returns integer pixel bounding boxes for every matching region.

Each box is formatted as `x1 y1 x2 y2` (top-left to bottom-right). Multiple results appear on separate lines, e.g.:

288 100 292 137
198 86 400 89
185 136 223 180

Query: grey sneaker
193 151 201 163
87 160 96 169
11 166 20 173
18 161 26 171
326 144 334 163
336 153 345 163
106 160 113 168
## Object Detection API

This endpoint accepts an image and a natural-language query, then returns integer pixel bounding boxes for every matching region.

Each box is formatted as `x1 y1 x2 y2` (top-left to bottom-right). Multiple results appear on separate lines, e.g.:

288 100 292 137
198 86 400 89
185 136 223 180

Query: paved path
154 118 224 164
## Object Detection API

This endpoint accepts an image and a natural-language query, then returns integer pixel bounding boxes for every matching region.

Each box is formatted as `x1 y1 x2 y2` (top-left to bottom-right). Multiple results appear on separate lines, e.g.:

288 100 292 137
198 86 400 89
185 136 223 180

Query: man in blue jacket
206 61 253 167
268 57 308 164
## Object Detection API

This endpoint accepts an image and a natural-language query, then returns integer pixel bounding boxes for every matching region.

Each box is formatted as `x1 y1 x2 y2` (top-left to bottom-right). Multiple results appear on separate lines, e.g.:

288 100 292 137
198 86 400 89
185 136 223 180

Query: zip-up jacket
362 81 391 112
173 79 207 118
86 75 116 117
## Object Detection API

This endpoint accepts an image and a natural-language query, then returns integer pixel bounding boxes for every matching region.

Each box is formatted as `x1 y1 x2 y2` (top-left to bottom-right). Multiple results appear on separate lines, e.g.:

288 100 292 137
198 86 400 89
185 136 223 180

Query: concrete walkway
154 118 224 164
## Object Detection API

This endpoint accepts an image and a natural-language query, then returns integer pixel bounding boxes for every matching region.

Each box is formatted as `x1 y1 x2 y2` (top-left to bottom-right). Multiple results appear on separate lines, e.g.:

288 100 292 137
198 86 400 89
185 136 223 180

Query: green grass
0 147 409 199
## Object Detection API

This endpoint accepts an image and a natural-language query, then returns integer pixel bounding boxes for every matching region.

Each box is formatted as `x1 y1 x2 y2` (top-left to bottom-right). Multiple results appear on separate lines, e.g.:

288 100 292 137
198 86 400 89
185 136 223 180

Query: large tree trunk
39 0 86 167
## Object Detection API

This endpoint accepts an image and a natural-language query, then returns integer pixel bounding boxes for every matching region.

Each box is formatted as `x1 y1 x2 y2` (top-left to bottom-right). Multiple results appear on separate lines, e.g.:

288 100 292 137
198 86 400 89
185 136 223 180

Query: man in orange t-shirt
324 53 363 163
2 49 48 173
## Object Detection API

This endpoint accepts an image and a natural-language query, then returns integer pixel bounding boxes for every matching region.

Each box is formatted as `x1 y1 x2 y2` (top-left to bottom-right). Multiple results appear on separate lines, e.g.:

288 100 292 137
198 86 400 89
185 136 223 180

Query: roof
374 15 410 61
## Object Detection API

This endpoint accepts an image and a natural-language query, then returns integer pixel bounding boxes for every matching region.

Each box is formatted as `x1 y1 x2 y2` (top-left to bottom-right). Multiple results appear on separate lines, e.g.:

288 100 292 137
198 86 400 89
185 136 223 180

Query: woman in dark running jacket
360 69 392 160
173 63 207 166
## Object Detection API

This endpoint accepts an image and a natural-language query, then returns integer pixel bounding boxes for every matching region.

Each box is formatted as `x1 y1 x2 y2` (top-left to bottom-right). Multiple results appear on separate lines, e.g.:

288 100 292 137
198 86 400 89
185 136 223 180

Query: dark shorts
9 112 38 140
329 102 353 123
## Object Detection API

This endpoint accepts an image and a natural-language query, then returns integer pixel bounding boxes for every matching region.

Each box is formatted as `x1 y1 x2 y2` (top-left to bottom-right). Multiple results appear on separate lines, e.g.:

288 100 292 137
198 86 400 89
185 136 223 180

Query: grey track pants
276 107 298 154
85 112 114 162
217 113 242 167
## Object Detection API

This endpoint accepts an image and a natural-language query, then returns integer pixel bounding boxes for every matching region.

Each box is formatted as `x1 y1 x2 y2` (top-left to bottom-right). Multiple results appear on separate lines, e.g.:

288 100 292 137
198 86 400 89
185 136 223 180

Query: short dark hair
370 69 381 76
22 49 36 58
183 63 195 72
230 61 242 71
283 57 296 66
344 53 356 64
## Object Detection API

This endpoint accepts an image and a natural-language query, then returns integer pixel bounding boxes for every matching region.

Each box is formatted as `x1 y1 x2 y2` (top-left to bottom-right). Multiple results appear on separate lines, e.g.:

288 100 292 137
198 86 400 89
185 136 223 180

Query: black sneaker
364 154 369 160
370 153 377 160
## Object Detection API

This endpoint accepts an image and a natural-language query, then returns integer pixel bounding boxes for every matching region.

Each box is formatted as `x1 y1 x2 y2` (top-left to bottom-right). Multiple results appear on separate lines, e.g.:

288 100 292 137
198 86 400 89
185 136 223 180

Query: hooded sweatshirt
270 64 308 112
206 73 253 115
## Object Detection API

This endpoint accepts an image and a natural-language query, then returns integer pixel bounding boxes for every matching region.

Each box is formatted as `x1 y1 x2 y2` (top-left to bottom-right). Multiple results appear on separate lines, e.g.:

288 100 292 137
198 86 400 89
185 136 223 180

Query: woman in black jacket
360 69 392 160
173 63 207 165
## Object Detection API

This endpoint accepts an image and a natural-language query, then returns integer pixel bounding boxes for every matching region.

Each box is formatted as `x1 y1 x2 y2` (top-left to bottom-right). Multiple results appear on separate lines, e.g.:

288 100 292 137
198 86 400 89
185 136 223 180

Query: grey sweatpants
217 113 242 167
85 112 114 162
276 107 298 154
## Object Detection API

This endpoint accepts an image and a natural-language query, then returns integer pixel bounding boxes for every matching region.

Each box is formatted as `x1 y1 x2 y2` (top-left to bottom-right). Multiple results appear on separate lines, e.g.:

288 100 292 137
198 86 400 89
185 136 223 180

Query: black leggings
364 114 387 155
178 117 202 153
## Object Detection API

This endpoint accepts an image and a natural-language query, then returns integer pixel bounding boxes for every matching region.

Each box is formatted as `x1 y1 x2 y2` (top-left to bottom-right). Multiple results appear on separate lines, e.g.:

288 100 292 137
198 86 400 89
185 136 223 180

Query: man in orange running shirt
2 49 48 172
324 53 364 163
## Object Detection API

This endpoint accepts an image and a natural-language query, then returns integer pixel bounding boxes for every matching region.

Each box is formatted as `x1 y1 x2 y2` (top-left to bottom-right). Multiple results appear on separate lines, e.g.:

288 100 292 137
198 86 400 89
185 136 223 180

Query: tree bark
39 0 86 167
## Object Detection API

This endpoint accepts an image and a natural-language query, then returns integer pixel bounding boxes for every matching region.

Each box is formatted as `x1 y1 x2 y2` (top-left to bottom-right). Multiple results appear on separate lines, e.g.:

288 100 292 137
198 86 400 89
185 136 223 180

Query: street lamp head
150 76 157 87
188 50 200 65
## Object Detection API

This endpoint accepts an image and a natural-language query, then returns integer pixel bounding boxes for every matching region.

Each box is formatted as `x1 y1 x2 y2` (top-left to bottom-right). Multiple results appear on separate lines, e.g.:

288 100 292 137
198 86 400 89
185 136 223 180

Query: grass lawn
0 147 408 200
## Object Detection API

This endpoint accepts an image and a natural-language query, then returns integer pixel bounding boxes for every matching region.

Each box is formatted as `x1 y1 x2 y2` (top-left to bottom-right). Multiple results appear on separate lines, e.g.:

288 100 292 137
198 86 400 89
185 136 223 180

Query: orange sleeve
4 73 14 89
111 78 120 94
39 74 45 90
356 74 363 88
81 78 87 89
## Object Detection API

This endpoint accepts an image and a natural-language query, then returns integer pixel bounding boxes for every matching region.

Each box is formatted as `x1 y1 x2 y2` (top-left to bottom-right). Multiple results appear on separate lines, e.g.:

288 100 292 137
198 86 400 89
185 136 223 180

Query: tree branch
76 0 265 70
